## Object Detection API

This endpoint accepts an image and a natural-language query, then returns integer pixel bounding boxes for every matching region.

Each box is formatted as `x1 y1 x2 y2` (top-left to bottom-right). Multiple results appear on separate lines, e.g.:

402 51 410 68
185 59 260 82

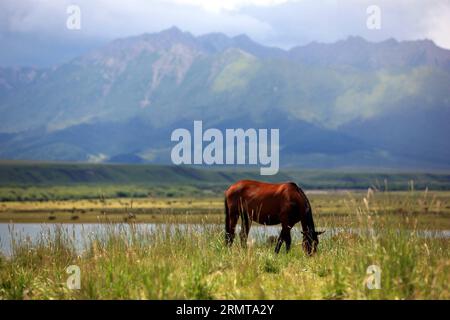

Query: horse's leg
225 206 238 246
274 228 284 253
274 225 291 254
284 227 292 252
239 210 251 247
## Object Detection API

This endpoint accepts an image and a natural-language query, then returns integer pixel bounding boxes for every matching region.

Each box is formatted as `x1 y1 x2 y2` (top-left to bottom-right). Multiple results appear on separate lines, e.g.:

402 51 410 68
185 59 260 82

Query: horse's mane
294 183 316 234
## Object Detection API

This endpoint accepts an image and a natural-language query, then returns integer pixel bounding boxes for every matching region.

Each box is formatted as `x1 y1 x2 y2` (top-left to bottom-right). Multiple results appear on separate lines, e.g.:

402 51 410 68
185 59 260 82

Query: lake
0 223 449 256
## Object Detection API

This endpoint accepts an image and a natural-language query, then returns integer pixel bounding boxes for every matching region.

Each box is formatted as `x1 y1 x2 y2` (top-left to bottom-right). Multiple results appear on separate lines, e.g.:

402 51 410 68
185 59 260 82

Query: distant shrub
116 191 129 198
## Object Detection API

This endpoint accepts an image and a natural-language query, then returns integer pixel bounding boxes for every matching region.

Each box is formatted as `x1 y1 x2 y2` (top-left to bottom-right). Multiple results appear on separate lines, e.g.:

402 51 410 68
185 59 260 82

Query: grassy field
0 211 448 299
1 162 450 202
0 189 449 300
1 190 449 228
0 163 449 299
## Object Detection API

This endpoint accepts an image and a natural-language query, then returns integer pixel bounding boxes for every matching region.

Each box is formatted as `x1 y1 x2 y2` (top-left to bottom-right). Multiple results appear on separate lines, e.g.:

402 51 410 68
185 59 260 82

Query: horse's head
302 230 325 255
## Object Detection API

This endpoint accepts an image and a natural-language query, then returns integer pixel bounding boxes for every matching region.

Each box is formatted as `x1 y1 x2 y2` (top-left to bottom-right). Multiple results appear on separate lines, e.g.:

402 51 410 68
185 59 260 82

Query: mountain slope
289 36 450 70
0 27 449 169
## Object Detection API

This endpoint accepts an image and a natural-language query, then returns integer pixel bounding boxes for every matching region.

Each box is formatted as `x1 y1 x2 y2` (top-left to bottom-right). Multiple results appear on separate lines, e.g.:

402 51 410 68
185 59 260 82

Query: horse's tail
239 201 249 234
224 197 229 219
224 197 230 240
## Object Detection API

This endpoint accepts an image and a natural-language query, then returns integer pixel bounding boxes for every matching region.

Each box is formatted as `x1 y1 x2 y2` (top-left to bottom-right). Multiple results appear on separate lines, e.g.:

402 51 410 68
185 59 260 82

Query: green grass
0 161 292 187
0 218 448 299
1 162 450 201
0 191 449 300
0 184 212 201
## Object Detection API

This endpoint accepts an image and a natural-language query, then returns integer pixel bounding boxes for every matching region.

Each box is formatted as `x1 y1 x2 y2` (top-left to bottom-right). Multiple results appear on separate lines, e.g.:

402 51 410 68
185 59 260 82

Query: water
0 223 449 256
0 223 282 255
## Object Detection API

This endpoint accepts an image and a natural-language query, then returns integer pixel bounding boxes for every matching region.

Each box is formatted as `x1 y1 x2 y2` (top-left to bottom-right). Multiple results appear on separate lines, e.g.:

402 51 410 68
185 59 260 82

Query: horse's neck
302 210 316 234
297 185 315 233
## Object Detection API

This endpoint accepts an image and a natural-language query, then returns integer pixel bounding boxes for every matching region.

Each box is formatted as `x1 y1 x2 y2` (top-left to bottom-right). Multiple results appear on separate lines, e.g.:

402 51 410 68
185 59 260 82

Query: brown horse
224 180 324 255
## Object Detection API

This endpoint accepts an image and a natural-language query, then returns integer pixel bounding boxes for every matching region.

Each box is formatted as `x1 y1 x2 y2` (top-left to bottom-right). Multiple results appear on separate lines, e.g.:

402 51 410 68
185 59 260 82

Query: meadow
0 188 449 299
0 163 449 299
0 187 449 228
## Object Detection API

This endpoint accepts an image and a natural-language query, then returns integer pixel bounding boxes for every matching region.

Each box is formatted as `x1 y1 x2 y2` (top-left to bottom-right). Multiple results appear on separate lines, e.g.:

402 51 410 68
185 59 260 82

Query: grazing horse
224 180 324 255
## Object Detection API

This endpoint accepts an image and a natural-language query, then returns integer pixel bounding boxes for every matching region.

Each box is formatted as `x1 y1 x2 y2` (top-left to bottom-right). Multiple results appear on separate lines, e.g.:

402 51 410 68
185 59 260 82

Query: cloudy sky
1 0 449 66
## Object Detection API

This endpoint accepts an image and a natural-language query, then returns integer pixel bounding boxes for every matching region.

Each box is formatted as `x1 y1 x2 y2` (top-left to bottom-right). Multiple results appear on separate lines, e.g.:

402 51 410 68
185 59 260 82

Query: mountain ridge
0 27 449 169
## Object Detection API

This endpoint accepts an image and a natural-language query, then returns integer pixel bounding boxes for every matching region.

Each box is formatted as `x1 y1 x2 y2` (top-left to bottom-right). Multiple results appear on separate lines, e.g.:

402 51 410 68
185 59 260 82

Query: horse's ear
316 231 325 236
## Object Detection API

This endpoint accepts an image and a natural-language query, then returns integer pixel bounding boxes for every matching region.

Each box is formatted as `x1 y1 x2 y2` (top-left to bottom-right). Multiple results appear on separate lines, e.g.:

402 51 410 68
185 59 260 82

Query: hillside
0 162 449 191
0 27 449 169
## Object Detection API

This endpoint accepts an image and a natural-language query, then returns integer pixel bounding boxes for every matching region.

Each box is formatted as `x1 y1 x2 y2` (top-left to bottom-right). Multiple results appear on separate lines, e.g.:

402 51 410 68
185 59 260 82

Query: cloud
240 0 450 48
0 0 277 38
423 2 450 49
0 0 449 66
77 0 275 39
169 0 300 12
0 0 67 34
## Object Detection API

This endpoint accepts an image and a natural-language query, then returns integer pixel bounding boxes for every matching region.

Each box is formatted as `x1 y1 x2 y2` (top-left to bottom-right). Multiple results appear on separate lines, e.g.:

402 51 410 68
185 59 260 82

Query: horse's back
225 180 303 225
226 180 300 210
225 180 298 198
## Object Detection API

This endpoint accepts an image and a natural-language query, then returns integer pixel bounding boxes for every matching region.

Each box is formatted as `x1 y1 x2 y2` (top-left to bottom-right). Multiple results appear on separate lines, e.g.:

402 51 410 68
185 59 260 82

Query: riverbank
1 191 449 229
0 218 448 299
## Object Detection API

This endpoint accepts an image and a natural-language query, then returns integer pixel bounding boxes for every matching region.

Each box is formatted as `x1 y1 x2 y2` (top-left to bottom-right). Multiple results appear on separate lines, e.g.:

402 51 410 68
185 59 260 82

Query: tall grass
0 190 448 300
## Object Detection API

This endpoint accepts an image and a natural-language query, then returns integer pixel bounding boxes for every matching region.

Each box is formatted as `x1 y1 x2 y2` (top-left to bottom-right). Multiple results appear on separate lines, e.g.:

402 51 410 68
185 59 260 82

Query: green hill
0 162 449 190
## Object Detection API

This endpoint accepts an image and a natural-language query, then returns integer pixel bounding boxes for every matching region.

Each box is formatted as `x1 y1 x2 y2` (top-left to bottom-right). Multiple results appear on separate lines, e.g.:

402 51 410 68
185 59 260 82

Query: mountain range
1 26 449 169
